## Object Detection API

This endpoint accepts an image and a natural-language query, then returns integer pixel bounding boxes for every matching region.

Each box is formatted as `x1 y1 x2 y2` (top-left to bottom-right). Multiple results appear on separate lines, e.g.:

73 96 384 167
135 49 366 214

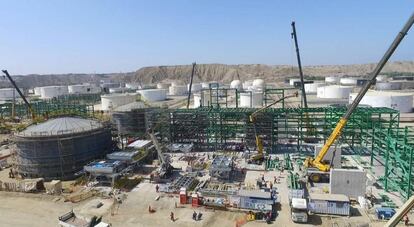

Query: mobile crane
248 91 298 164
304 13 414 181
2 70 36 120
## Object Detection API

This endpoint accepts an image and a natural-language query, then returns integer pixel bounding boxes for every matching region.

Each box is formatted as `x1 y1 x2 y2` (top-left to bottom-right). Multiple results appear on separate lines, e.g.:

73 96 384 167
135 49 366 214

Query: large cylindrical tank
375 82 402 90
34 87 42 96
14 117 112 180
317 85 353 99
169 85 187 96
40 86 69 99
138 89 167 102
340 78 358 86
349 91 413 113
187 83 202 92
112 102 148 135
242 81 253 90
156 83 171 89
325 76 340 84
68 84 100 94
305 82 325 94
0 88 17 100
230 80 242 90
101 93 140 111
252 79 265 90
239 92 263 107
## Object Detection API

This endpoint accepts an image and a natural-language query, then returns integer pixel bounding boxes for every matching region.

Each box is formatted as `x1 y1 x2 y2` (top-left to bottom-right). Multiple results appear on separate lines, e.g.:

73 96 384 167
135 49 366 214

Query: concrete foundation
329 168 367 198
314 144 341 168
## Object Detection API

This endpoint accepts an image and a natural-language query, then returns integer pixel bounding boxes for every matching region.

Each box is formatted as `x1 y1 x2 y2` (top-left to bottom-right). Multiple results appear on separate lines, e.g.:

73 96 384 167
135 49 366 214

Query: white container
169 85 187 96
340 77 358 86
304 82 325 94
40 86 69 99
317 85 352 99
230 80 242 90
187 83 202 92
0 88 17 100
101 93 139 111
138 89 167 102
325 76 340 84
239 92 263 107
289 78 301 86
349 91 413 113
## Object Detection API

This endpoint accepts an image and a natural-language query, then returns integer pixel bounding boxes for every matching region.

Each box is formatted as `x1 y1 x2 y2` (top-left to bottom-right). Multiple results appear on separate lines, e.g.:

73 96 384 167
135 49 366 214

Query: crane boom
306 12 414 172
186 62 196 109
2 70 35 120
291 21 307 108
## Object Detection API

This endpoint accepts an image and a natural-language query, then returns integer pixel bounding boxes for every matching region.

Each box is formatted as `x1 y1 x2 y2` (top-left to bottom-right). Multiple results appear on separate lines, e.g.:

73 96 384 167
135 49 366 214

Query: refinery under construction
0 12 413 227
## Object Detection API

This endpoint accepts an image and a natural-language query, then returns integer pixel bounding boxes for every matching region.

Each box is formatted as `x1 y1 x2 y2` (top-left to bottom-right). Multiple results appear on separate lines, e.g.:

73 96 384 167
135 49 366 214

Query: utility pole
291 21 308 108
186 62 196 109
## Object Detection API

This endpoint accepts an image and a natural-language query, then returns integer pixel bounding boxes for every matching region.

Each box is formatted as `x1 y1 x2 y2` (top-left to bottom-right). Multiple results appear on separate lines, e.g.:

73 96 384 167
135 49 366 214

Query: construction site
0 10 413 227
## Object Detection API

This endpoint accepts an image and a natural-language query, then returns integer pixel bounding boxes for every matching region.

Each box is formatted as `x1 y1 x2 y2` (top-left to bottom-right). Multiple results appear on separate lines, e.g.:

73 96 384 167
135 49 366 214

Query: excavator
304 13 414 182
2 70 36 120
248 91 299 164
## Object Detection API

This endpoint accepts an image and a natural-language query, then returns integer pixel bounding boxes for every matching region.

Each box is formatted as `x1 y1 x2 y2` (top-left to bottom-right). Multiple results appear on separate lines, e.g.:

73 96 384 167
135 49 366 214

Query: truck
291 198 308 223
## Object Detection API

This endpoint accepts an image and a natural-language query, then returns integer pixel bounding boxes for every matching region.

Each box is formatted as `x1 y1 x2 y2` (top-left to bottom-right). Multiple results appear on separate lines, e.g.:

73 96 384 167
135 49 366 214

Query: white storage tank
109 87 129 94
34 87 42 96
230 80 242 90
325 76 340 84
193 93 209 108
157 83 171 89
375 82 402 90
376 75 388 82
187 83 202 92
125 83 141 90
252 79 265 90
68 84 100 94
169 85 187 96
138 89 167 102
289 78 301 86
239 92 263 107
317 85 353 99
340 77 358 86
349 91 413 113
242 81 253 90
305 82 325 94
0 88 17 100
40 86 69 99
101 93 139 111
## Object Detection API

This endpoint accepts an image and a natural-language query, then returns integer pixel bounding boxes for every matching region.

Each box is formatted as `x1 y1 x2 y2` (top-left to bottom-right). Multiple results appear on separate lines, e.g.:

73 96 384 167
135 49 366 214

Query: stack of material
44 180 62 195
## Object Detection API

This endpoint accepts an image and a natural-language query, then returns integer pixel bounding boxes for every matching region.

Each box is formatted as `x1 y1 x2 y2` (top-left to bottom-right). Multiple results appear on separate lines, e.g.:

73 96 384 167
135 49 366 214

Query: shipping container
308 193 350 216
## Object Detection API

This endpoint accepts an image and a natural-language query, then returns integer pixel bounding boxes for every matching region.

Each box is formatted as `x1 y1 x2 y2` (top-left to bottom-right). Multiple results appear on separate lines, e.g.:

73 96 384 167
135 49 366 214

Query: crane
248 91 298 164
2 70 36 120
304 13 414 175
291 21 307 108
186 62 196 109
149 131 172 180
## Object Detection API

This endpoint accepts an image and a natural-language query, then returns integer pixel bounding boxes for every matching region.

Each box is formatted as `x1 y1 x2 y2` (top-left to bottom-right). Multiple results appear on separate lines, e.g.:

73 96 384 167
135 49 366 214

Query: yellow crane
304 13 414 177
249 91 298 164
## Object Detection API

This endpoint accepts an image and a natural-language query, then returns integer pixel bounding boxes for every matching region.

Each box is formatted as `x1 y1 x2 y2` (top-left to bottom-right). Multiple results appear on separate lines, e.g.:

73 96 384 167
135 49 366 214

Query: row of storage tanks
33 84 102 99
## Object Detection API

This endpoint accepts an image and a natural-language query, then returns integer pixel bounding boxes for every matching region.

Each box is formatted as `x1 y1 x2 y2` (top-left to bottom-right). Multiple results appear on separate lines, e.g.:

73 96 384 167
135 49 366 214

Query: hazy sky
0 1 413 75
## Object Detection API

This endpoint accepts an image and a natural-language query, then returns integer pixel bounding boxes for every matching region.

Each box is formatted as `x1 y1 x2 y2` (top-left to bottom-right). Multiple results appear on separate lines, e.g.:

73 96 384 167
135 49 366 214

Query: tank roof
19 117 104 137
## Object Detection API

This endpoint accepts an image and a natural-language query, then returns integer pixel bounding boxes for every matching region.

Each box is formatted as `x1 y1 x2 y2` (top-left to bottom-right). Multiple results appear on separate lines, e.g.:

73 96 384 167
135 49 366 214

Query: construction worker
404 214 409 226
170 212 175 222
155 184 159 193
192 211 197 220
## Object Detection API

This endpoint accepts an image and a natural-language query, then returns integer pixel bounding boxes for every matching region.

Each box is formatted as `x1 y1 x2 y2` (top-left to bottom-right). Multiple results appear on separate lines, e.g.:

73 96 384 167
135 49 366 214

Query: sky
0 0 413 75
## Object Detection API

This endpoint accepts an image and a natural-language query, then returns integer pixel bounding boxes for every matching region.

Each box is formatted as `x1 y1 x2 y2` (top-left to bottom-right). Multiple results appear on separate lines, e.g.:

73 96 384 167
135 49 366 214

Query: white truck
291 198 308 223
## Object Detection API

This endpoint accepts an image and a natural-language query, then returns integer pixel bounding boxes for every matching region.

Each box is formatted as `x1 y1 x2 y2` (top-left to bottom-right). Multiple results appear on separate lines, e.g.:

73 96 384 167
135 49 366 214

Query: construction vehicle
149 131 172 181
304 13 414 182
2 70 36 120
248 91 298 164
186 62 196 109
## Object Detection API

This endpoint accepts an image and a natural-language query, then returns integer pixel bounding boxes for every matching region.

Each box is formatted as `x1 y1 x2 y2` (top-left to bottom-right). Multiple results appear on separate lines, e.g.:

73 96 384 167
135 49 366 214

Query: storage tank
138 89 167 102
242 81 253 90
230 80 242 90
376 75 388 82
193 93 210 108
305 82 325 94
156 83 171 89
349 91 413 113
34 87 42 96
325 76 340 84
40 86 69 99
187 83 202 92
68 84 100 94
169 85 187 96
239 92 263 107
340 78 358 86
14 117 112 180
101 93 140 111
375 82 402 90
125 83 141 90
0 88 17 101
252 79 265 90
289 78 301 86
317 85 353 99
112 102 148 135
109 87 128 94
